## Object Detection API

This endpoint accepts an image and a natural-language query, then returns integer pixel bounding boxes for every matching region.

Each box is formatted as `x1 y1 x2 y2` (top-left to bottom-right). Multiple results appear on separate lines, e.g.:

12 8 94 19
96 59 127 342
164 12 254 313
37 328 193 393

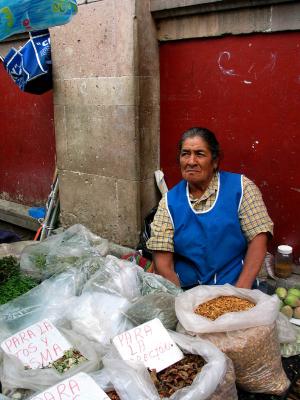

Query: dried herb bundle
106 390 121 400
50 348 87 374
194 295 255 320
149 354 206 398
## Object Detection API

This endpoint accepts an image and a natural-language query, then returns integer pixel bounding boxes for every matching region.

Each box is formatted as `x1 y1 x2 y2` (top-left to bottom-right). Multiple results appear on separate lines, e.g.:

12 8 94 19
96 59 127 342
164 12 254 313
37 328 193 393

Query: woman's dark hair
178 127 221 162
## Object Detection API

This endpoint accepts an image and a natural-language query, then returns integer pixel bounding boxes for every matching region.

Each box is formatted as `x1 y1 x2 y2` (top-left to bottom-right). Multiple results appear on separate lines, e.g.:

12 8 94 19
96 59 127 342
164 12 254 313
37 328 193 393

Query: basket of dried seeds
175 284 290 395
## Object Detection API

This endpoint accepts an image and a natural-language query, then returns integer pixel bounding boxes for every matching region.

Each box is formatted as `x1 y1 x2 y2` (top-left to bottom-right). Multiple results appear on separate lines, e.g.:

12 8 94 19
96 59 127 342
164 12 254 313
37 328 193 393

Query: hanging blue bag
2 30 52 94
0 0 77 41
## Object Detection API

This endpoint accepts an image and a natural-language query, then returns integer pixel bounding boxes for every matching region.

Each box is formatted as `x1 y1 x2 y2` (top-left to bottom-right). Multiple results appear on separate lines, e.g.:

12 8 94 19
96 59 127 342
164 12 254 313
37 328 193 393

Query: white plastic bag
276 313 297 344
175 284 279 333
66 292 133 350
103 332 237 400
83 255 141 301
175 284 289 395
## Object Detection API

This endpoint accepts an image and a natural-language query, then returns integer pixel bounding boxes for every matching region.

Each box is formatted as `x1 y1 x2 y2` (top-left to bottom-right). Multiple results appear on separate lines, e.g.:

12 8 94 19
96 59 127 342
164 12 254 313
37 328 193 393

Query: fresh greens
0 256 38 304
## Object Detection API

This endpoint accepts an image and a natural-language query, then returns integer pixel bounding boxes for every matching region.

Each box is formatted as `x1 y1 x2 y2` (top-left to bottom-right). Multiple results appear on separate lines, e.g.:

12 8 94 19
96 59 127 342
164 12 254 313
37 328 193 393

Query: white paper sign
30 372 110 400
290 318 300 326
1 319 72 369
113 318 184 372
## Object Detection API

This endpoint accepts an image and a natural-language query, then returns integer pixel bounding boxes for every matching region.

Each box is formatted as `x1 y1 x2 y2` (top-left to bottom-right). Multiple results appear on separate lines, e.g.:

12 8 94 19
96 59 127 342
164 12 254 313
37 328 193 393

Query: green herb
0 256 38 304
0 274 38 305
0 256 20 283
31 253 47 270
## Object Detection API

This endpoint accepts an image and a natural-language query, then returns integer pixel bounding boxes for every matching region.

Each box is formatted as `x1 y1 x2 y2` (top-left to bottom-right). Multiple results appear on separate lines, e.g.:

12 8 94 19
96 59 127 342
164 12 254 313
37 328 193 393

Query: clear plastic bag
276 313 297 344
103 332 237 400
175 284 289 395
124 292 178 330
136 268 183 296
281 324 300 358
66 291 133 351
20 225 104 281
0 0 77 41
0 265 93 341
0 327 102 393
83 255 141 301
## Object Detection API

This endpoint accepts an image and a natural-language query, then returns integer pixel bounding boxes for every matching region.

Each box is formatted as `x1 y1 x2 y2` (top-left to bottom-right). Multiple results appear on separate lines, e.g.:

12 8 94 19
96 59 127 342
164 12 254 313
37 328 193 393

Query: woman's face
179 136 218 188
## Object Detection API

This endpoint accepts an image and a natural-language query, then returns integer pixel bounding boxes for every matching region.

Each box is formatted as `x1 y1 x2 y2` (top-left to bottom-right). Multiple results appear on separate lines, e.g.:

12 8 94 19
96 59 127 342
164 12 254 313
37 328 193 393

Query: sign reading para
1 319 72 369
31 372 110 400
113 318 184 372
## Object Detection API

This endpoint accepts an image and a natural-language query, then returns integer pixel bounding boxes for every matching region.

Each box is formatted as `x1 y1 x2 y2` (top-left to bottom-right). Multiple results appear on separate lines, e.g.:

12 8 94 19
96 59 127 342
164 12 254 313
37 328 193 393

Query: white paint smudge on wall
217 51 238 76
291 187 300 193
243 80 252 85
251 140 259 149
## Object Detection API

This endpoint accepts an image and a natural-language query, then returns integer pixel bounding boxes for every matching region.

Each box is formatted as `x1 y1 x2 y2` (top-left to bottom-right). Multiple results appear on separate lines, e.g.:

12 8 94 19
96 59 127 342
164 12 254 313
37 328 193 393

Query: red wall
160 32 300 259
0 63 56 206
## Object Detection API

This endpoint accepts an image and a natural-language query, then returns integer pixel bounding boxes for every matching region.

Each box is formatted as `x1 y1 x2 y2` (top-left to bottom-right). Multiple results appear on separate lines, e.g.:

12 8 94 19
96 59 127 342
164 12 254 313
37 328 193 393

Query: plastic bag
124 292 178 330
0 0 77 41
0 241 36 260
276 313 297 344
103 331 237 400
175 284 279 333
281 324 300 357
0 265 93 340
3 30 52 94
65 291 133 351
83 255 141 301
0 326 101 393
136 267 183 296
175 284 289 395
20 224 104 281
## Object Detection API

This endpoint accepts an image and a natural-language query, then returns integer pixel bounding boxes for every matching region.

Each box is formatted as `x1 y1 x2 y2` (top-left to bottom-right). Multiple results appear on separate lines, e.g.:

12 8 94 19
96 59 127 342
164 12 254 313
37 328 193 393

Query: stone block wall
51 0 159 247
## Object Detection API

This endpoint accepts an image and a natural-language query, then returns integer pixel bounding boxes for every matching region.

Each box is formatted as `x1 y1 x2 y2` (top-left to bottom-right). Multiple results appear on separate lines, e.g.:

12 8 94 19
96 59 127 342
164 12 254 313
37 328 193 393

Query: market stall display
0 224 299 400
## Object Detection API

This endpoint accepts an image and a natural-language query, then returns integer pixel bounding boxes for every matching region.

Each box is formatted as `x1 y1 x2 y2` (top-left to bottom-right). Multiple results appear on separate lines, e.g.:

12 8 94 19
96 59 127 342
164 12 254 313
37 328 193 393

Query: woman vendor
146 127 273 289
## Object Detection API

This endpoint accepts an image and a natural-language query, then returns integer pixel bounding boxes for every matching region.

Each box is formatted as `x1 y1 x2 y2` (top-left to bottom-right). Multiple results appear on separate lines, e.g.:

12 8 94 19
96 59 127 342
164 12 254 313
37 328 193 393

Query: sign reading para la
113 318 183 372
30 372 110 400
1 319 72 369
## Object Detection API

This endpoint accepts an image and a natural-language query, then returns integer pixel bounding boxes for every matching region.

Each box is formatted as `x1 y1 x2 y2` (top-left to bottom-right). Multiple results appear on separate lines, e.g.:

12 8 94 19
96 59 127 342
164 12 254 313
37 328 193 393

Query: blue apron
167 171 247 287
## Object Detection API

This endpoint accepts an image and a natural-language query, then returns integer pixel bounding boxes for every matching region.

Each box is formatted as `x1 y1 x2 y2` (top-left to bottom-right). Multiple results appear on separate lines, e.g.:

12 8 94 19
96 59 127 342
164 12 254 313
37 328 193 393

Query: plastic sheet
0 0 77 41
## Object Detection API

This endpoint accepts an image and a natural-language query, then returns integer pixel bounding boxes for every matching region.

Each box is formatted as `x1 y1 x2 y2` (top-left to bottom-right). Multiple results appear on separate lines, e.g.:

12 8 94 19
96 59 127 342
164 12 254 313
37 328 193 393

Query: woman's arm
152 251 180 287
235 232 268 289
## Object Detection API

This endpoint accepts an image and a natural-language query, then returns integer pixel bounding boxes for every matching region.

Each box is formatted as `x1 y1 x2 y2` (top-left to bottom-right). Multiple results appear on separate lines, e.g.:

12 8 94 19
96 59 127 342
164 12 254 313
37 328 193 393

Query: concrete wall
51 0 159 246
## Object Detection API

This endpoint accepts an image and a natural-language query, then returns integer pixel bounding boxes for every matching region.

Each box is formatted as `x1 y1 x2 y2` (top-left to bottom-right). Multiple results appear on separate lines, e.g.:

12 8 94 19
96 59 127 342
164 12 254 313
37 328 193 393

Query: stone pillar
51 0 159 247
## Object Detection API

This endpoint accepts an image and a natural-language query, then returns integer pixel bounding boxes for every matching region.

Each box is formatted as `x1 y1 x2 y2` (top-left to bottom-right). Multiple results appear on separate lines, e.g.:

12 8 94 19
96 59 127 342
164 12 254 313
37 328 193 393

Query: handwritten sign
1 319 72 369
113 318 184 372
30 372 110 400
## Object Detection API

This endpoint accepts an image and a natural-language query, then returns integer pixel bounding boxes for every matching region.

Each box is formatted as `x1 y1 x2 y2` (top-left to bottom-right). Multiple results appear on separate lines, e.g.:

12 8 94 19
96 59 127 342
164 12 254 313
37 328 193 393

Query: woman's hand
235 232 268 289
152 251 181 287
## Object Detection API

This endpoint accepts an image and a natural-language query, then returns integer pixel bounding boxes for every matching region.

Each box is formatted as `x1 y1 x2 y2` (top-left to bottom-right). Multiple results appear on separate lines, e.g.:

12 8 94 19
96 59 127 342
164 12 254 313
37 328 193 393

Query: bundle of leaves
0 256 38 305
